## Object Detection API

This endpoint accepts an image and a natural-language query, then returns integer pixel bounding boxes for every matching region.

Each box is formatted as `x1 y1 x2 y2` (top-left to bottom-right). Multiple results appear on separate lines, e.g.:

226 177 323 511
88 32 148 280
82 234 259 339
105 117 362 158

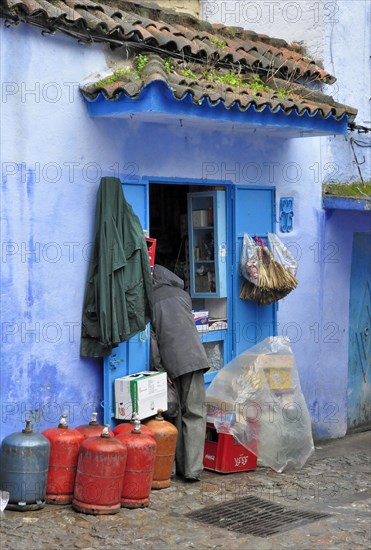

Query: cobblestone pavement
0 431 370 550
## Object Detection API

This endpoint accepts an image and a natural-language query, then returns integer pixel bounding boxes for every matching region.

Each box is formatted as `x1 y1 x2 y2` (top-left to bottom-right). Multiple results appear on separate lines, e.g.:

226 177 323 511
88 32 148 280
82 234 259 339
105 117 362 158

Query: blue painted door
103 180 150 426
231 185 277 357
347 232 371 431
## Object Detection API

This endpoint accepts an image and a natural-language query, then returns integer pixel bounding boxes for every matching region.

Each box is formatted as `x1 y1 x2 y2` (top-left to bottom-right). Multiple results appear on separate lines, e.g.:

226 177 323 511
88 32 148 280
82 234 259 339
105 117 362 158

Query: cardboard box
254 354 294 390
115 371 167 420
192 310 209 332
192 210 209 227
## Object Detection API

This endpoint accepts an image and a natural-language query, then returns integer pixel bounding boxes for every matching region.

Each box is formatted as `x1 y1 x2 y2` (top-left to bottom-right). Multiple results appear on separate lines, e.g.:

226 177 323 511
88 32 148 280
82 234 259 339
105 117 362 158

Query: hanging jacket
80 177 153 357
152 265 209 379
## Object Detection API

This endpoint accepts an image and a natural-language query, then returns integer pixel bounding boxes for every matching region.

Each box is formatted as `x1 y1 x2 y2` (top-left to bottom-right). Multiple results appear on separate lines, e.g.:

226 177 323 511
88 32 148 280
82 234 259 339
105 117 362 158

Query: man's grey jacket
152 265 209 379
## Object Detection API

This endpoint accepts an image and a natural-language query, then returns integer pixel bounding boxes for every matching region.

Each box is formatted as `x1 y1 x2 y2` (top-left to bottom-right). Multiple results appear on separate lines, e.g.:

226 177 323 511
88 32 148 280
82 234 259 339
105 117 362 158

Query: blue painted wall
1 2 369 440
202 0 371 438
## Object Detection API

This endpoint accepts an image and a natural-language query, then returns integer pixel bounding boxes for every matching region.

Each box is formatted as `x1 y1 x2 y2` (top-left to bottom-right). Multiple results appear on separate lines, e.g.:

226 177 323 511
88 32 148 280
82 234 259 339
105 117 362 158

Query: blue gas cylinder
0 419 50 511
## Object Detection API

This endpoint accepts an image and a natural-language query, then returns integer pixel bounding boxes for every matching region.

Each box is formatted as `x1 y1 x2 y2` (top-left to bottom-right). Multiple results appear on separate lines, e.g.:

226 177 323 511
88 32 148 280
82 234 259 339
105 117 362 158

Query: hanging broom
240 246 298 305
264 247 298 292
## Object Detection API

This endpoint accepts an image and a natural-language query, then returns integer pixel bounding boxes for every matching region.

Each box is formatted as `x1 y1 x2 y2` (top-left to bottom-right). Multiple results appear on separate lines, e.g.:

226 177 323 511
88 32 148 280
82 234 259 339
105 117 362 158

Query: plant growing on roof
95 67 134 87
135 54 149 73
180 68 197 79
164 57 174 74
323 182 371 198
277 88 288 99
247 75 271 93
208 36 227 49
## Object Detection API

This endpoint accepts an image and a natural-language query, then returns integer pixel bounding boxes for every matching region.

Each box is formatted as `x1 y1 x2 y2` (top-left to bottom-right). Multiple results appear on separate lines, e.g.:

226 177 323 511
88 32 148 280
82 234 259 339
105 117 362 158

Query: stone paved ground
0 431 370 550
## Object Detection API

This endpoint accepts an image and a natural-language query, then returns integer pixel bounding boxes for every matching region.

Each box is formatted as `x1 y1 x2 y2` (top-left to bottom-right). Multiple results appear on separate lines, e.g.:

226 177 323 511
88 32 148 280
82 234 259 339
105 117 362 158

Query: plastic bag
267 233 298 276
206 337 314 472
0 491 9 512
239 233 260 284
165 377 179 419
240 234 298 305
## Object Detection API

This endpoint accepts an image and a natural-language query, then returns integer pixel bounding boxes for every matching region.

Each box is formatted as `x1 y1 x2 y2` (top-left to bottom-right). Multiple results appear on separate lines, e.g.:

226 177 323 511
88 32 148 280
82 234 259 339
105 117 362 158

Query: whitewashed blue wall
201 0 371 438
1 1 370 440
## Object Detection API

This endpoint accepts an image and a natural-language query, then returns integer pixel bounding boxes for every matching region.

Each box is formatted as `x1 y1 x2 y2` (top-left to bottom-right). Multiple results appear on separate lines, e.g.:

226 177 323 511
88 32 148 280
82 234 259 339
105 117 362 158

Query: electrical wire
352 140 371 148
4 15 313 82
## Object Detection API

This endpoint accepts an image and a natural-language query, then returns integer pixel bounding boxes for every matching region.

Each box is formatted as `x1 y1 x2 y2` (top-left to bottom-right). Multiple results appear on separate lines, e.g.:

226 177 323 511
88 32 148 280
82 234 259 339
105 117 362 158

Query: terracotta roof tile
1 0 332 79
1 0 357 121
80 53 357 122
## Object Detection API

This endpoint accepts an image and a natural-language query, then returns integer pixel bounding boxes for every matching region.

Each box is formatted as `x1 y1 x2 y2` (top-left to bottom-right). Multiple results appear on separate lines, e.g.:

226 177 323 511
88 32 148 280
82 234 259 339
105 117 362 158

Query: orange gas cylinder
144 410 178 489
42 414 84 504
75 412 114 439
72 425 127 515
115 420 157 509
113 414 155 438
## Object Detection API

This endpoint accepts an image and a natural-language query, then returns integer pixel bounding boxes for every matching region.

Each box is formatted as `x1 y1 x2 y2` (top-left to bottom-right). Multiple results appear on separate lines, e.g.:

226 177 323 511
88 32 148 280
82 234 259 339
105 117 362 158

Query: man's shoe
184 477 201 483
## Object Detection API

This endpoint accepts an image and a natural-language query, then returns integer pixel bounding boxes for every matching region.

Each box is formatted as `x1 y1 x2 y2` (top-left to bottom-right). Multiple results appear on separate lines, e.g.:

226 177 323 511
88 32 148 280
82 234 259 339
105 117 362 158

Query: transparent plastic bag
239 233 260 284
267 233 298 276
206 337 314 472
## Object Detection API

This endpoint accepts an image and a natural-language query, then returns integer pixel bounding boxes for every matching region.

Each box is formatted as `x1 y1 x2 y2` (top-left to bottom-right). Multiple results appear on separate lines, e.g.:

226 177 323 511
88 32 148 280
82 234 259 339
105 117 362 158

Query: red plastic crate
203 422 257 473
145 238 157 268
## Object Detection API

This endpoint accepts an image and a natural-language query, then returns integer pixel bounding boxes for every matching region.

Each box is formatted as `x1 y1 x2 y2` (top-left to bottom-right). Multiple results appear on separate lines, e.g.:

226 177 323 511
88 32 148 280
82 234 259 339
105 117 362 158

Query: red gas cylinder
144 410 178 489
113 414 155 438
42 414 84 504
75 412 114 439
72 425 127 515
115 419 157 509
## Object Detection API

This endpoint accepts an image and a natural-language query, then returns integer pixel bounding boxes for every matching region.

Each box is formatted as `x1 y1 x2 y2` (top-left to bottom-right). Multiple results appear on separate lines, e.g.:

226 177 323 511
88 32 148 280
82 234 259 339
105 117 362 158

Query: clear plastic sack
206 337 314 472
239 233 260 285
267 233 298 277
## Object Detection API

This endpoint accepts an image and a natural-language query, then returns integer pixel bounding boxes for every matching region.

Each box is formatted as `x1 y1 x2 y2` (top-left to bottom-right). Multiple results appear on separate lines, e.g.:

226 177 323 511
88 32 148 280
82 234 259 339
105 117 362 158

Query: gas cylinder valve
22 418 33 433
89 412 98 425
132 419 141 433
101 424 112 437
58 414 68 429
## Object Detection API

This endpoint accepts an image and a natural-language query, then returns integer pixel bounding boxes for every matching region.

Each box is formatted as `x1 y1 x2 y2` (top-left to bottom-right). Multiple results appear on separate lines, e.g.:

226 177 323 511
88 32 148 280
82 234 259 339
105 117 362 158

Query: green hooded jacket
80 177 153 357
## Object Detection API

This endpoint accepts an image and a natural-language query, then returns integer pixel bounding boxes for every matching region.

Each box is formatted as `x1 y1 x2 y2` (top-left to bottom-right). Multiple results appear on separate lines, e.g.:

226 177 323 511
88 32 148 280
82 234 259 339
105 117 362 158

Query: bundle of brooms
240 246 298 306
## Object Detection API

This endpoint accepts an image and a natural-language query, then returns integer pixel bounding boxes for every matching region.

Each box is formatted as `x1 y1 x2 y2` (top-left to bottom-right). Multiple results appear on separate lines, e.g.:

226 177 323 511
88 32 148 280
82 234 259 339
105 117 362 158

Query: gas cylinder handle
22 418 33 433
58 414 68 429
89 412 99 425
101 424 111 438
132 419 141 433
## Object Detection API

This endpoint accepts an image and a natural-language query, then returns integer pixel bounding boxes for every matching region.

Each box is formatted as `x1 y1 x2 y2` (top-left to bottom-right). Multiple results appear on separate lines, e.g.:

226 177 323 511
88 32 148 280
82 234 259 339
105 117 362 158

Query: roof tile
80 53 357 122
0 0 357 121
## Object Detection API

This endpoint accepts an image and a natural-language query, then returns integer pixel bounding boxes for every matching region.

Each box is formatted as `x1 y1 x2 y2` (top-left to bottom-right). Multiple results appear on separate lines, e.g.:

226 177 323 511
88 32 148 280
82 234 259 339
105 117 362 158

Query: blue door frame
103 177 277 426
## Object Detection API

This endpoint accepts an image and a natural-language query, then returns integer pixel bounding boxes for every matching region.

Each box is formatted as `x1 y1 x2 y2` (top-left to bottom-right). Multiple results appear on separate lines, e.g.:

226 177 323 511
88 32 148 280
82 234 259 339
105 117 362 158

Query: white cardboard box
192 310 209 332
115 371 167 420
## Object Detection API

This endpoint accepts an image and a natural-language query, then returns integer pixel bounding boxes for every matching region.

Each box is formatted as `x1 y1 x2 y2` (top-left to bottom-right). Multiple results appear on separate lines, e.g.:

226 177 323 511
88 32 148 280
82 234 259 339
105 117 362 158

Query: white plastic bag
0 491 9 512
267 233 298 276
206 337 314 472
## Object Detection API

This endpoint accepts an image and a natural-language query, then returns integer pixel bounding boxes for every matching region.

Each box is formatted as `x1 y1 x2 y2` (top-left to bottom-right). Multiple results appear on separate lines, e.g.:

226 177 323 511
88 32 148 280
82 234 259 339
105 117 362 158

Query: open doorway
149 181 229 373
149 183 191 289
149 182 228 300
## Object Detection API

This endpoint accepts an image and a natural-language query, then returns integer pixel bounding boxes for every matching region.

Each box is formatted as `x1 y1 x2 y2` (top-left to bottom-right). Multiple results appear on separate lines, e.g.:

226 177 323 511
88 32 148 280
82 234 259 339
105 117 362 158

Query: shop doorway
103 179 276 426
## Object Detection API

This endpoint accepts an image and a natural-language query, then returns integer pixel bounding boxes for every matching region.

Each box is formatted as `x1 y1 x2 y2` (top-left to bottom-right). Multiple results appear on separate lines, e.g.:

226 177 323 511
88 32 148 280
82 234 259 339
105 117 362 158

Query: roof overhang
82 80 349 139
323 196 371 211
